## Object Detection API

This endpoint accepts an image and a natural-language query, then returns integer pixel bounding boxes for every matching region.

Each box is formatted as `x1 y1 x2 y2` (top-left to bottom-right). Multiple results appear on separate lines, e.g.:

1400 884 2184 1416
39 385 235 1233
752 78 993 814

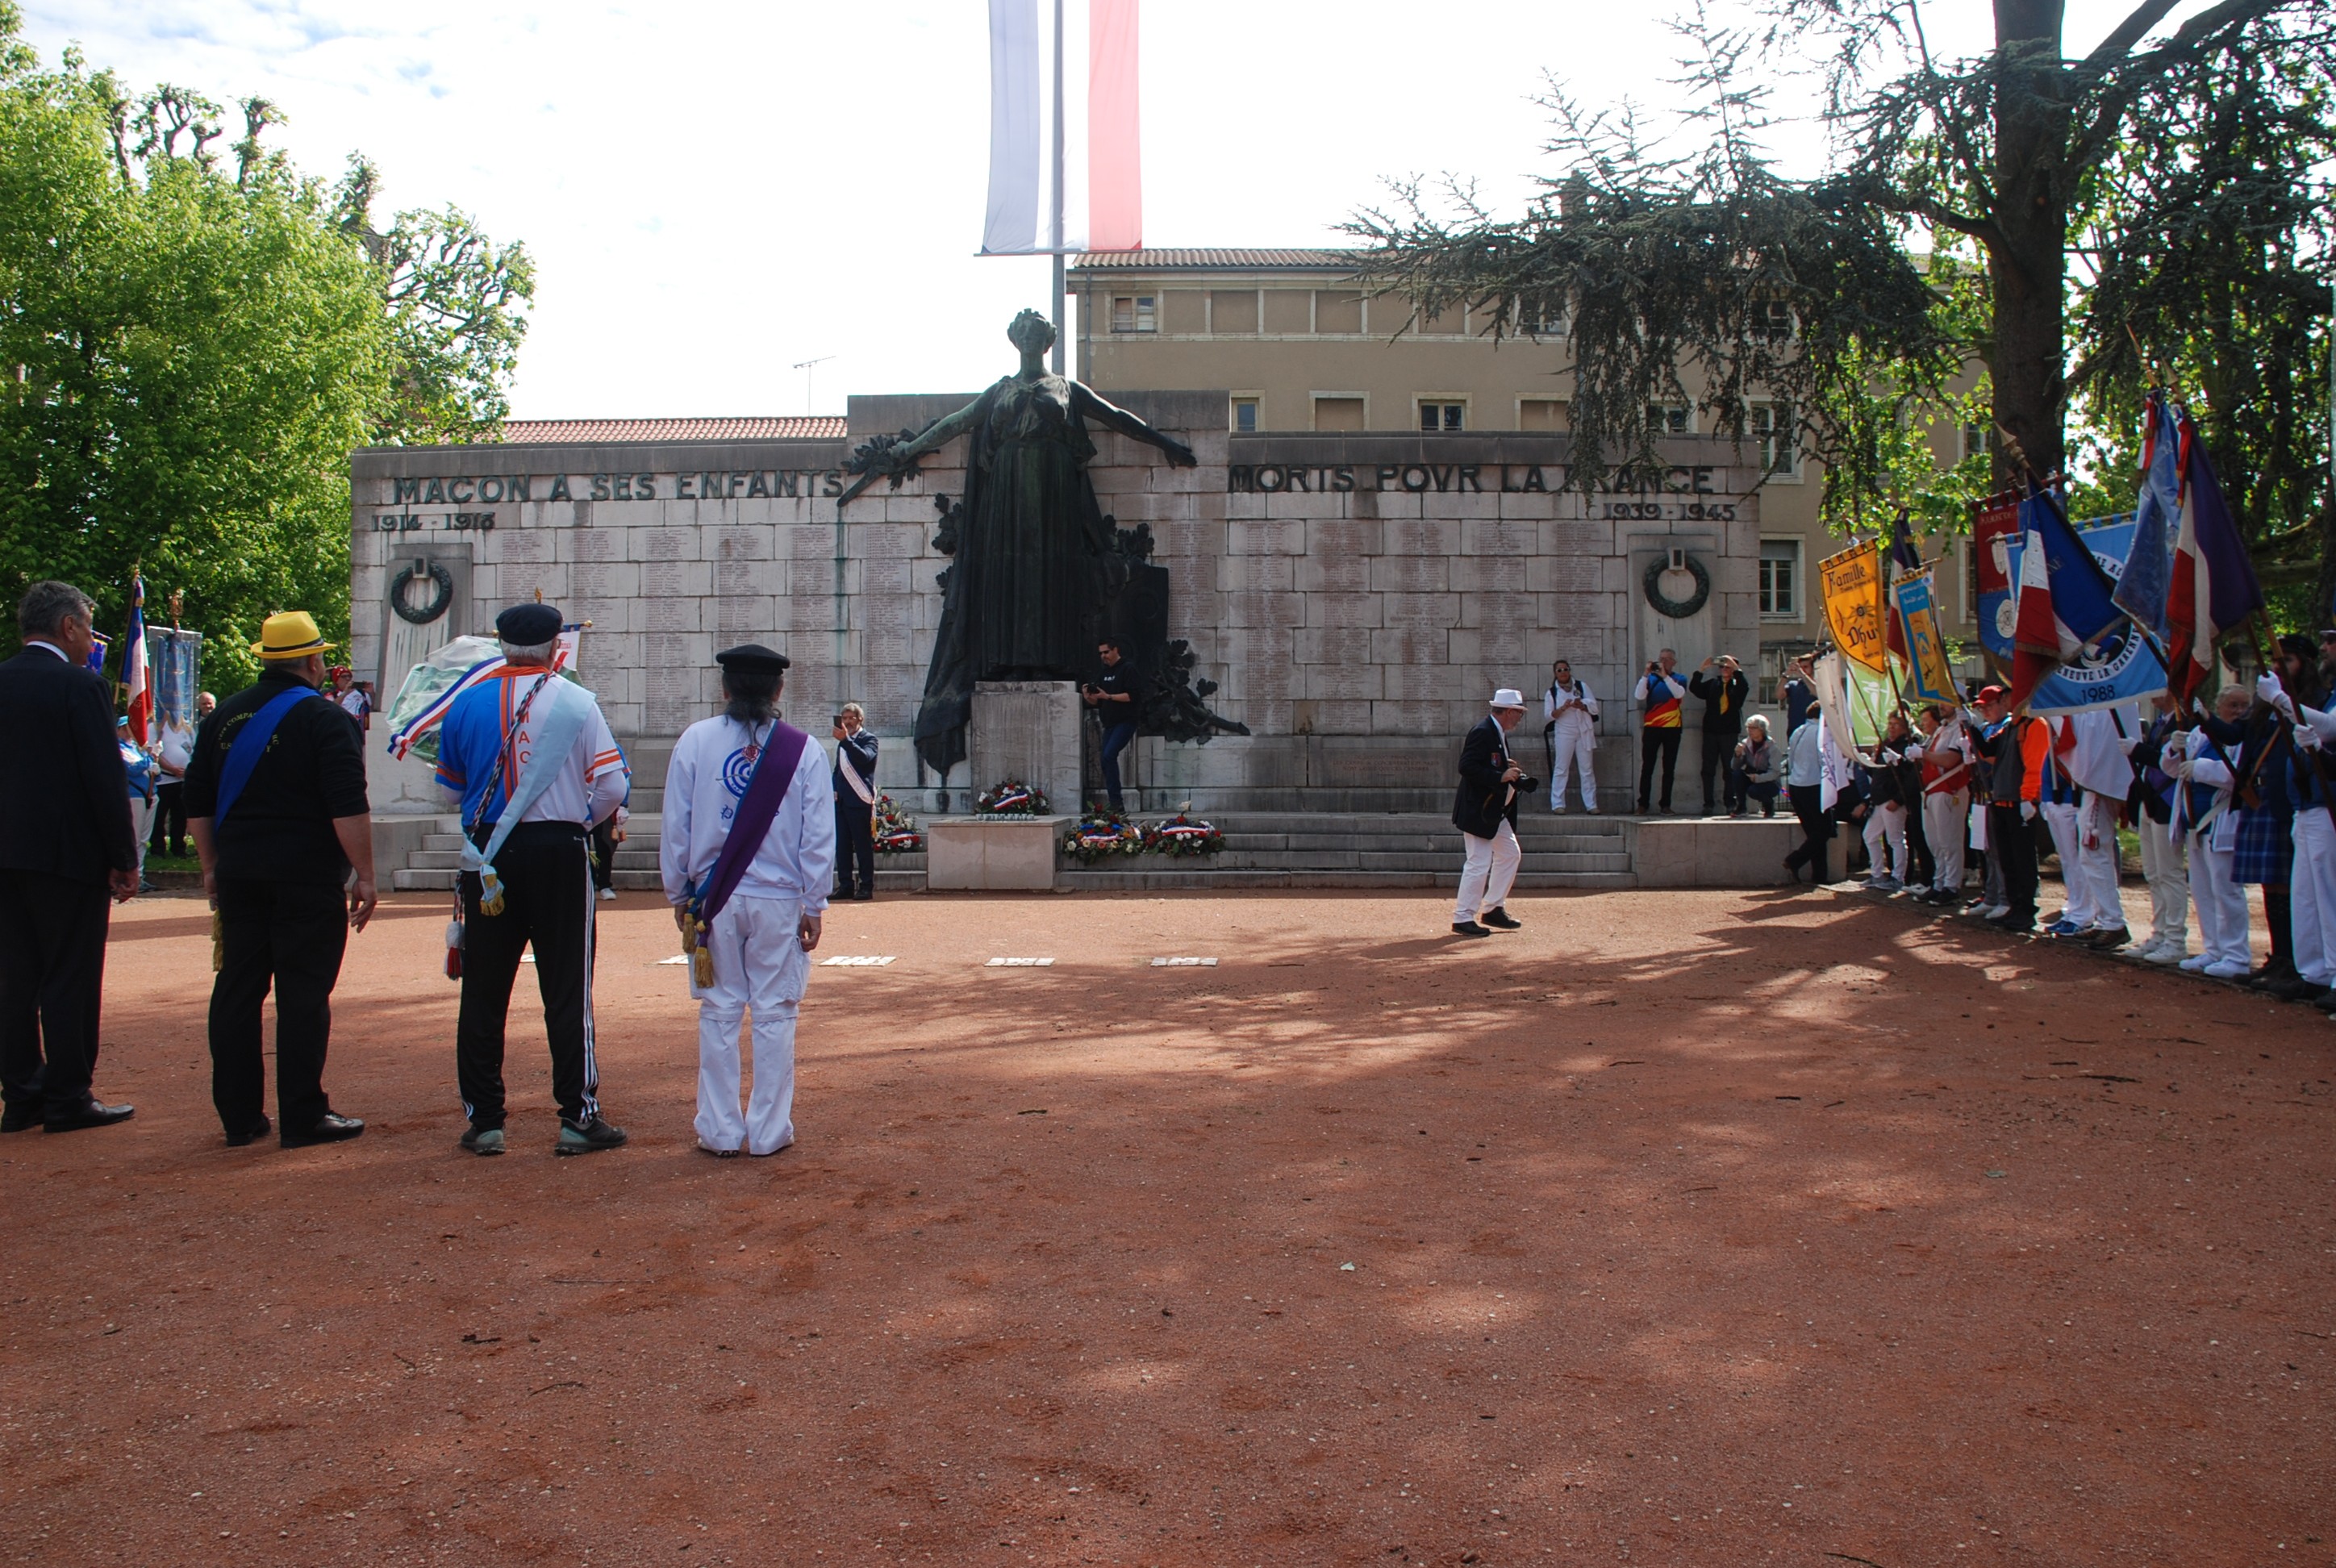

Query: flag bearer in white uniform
2174 685 2253 978
660 644 834 1157
1543 659 1600 814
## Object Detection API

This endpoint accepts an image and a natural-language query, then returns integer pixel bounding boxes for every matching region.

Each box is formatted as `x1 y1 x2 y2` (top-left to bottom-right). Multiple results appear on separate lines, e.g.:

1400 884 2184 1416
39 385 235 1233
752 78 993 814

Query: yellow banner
1891 566 1960 705
1818 542 1888 674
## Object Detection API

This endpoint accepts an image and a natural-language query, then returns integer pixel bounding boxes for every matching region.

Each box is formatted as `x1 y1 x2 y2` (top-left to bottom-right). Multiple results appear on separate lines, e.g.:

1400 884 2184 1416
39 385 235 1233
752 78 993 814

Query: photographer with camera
1081 638 1140 813
1451 688 1535 938
831 703 878 903
1635 648 1687 815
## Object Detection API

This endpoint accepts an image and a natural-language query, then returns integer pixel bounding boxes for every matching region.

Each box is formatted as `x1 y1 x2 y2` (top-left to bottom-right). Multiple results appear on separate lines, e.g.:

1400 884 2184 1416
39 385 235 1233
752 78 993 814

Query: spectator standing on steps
1542 658 1599 814
0 580 139 1136
1687 653 1748 815
1082 639 1140 812
1634 649 1687 815
832 703 878 902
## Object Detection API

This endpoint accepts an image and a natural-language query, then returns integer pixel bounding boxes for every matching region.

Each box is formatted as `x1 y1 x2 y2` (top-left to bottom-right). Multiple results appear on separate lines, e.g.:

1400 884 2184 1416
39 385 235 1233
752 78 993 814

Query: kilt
2234 807 2294 886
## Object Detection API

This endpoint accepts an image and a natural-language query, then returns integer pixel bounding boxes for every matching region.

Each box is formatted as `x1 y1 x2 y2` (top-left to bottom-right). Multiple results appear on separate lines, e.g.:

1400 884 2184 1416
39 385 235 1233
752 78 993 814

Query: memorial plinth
924 815 1072 891
969 682 1084 815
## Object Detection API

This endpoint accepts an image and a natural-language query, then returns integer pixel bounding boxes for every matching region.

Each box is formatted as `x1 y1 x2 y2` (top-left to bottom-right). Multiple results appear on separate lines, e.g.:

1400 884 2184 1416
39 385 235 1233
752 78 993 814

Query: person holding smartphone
831 703 878 902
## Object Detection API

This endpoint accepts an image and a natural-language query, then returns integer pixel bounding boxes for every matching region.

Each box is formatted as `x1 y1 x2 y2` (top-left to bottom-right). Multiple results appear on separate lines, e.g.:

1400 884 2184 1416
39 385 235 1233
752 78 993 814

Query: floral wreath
1144 811 1224 858
975 778 1049 816
1061 810 1145 864
874 793 924 853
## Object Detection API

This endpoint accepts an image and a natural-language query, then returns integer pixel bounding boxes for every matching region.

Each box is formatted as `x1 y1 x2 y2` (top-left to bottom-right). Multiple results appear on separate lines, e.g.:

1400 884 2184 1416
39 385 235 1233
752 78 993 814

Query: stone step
1045 869 1639 892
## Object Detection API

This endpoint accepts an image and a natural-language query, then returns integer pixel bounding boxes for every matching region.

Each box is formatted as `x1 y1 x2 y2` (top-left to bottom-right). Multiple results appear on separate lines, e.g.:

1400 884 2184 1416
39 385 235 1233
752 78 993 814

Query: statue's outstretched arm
1071 383 1198 467
838 394 990 507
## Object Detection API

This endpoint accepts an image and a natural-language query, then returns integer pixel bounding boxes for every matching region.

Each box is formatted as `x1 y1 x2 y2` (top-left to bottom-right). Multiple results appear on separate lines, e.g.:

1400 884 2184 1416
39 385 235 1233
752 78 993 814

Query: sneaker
2178 953 2213 972
2084 927 2132 950
2144 944 2187 965
695 1139 740 1159
1479 907 1522 931
2042 920 2082 937
2204 960 2253 980
597 886 618 902
1873 877 1903 893
1451 920 1491 939
2269 977 2332 1003
1981 905 2011 921
555 1115 628 1156
460 1125 505 1157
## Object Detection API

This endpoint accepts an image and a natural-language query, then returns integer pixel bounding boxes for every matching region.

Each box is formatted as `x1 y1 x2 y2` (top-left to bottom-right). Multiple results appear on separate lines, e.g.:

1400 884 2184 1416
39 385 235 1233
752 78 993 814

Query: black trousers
1989 803 2039 924
1637 728 1680 811
209 878 348 1133
835 800 875 897
148 781 186 857
457 824 597 1128
0 869 111 1114
1904 797 1934 887
1700 728 1739 812
589 818 617 893
1783 784 1833 880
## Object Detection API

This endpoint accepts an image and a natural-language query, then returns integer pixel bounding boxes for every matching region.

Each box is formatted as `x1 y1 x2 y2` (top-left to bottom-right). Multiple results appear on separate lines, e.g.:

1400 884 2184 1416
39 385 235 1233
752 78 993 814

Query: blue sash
214 686 312 825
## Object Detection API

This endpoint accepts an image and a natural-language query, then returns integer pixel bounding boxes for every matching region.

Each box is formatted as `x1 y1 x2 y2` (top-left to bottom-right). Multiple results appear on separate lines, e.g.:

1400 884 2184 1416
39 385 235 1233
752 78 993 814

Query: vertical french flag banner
123 575 150 744
982 0 1142 255
2165 415 2263 702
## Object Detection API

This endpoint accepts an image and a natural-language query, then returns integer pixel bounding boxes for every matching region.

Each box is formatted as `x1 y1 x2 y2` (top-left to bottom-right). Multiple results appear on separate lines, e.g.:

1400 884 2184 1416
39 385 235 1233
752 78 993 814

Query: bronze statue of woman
841 309 1197 777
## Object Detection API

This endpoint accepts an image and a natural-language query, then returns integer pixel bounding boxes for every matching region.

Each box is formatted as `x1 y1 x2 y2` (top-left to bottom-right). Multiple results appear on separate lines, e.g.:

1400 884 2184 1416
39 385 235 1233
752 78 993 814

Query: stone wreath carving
390 558 456 625
1641 553 1711 620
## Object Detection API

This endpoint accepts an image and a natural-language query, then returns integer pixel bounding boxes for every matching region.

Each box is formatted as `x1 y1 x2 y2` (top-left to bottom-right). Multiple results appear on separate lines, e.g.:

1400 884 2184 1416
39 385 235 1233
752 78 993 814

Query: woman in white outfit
1543 660 1600 813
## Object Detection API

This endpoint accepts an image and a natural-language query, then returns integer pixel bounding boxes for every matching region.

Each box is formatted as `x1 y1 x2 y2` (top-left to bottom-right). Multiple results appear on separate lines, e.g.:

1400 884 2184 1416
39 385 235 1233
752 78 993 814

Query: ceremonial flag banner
148 629 201 729
982 0 1142 255
1973 494 2022 659
2112 392 2180 641
1818 543 1888 674
2004 513 2170 715
2010 488 2123 709
2166 414 2263 701
122 576 150 745
1890 569 1958 704
1882 513 1921 663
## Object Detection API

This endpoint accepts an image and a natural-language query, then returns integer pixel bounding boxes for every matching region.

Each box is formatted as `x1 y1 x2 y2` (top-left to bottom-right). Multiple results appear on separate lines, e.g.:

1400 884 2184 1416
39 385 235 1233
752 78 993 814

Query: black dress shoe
0 1104 42 1133
1479 907 1522 930
852 888 874 902
1450 920 1491 938
281 1111 365 1148
44 1099 134 1132
223 1116 274 1147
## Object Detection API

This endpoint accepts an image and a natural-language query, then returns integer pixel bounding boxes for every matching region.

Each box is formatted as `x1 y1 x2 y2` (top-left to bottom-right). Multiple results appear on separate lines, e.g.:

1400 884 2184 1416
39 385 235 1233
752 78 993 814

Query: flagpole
1049 0 1066 374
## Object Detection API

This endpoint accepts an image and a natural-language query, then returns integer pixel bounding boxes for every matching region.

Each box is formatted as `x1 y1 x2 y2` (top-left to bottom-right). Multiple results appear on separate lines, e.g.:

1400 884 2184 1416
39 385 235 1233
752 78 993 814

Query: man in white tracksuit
660 644 835 1157
1543 659 1600 813
2063 705 2138 945
2175 686 2253 978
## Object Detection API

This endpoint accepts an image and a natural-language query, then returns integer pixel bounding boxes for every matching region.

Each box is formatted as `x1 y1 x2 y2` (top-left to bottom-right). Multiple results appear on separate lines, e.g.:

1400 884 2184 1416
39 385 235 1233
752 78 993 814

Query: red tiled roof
1070 248 1357 271
497 416 846 443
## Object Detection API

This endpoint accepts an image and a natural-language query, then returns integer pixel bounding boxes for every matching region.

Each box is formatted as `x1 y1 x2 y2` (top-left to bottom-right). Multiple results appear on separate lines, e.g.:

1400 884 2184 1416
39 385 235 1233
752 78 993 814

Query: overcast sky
29 2 2216 421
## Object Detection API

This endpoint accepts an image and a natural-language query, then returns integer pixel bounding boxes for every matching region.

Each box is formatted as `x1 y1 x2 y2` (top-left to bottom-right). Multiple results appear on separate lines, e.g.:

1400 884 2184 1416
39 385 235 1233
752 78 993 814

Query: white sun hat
1490 687 1526 708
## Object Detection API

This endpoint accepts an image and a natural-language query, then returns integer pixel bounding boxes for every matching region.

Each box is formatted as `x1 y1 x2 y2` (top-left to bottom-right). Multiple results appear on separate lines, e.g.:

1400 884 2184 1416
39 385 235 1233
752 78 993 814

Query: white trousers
129 795 151 874
2189 832 2250 968
1455 820 1520 922
2136 812 2188 949
690 894 809 1155
2076 792 2126 931
1548 719 1596 812
2041 800 2091 925
2288 807 2336 985
1922 790 1967 893
1862 802 1908 879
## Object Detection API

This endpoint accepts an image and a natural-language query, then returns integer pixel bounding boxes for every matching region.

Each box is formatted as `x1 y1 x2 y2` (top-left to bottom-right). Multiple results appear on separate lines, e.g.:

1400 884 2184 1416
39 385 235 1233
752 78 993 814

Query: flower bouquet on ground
1062 811 1145 865
1144 808 1224 857
975 779 1049 816
874 794 924 853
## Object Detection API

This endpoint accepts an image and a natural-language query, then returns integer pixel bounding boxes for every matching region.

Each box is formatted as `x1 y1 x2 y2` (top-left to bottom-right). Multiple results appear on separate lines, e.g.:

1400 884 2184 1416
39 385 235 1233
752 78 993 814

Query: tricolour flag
2111 391 2180 642
2009 488 2121 711
1972 490 2021 659
2004 511 2170 715
2165 414 2263 702
1881 511 1921 665
123 574 150 745
982 0 1143 256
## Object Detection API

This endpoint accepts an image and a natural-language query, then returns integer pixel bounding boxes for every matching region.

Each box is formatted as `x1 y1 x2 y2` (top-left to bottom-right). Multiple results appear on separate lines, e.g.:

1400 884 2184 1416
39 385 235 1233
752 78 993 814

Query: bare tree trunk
1989 0 2071 483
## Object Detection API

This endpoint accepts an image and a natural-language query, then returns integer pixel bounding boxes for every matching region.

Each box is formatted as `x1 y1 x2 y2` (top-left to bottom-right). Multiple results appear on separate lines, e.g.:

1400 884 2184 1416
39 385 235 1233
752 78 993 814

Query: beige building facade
1070 248 1985 698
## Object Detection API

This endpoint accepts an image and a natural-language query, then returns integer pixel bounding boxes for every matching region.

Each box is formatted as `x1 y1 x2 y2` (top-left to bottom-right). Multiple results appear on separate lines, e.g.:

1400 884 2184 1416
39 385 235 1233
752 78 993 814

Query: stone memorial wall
349 390 1766 815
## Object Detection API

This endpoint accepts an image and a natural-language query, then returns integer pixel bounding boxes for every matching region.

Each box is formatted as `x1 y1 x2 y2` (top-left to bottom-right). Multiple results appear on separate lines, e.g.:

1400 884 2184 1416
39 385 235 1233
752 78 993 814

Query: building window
1962 420 1992 464
1419 399 1465 432
1759 538 1801 619
1313 394 1366 432
1517 398 1567 432
1229 395 1260 434
1754 300 1796 341
1527 297 1569 337
1110 294 1156 333
1750 402 1800 476
1648 403 1693 436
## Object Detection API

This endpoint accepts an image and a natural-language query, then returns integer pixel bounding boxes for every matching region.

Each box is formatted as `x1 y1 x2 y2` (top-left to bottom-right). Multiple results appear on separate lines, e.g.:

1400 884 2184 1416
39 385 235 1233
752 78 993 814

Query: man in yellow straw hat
184 611 377 1149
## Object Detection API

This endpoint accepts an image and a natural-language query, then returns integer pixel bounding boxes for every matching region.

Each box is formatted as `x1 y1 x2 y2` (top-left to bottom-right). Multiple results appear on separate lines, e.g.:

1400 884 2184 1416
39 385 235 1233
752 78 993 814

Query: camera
1514 774 1541 794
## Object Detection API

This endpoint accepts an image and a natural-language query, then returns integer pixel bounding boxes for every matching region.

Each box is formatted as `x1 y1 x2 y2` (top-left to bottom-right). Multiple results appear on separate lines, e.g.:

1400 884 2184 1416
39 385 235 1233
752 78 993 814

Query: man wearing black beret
434 603 632 1157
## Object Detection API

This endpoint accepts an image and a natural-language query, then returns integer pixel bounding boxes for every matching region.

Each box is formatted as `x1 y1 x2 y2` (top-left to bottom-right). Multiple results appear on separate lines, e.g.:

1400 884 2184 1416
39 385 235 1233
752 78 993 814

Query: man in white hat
1451 688 1530 937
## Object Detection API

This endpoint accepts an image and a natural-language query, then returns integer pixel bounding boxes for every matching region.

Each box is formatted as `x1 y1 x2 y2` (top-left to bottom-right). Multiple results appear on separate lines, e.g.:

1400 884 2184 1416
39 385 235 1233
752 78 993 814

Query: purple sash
695 720 811 924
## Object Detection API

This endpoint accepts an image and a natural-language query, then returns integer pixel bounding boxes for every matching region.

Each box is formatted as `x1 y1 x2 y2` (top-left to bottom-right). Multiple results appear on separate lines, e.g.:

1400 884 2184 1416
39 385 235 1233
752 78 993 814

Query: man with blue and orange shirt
1634 648 1687 815
436 603 632 1157
1971 685 2048 932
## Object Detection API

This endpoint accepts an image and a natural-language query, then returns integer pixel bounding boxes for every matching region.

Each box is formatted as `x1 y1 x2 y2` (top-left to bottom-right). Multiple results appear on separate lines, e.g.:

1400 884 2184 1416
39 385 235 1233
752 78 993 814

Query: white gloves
2259 673 2296 719
2020 802 2038 823
2297 724 2322 753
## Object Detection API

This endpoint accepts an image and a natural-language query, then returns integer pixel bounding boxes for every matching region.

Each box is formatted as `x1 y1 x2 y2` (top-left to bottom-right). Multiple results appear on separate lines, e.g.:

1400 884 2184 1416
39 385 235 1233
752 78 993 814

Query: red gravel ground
5 886 2332 1567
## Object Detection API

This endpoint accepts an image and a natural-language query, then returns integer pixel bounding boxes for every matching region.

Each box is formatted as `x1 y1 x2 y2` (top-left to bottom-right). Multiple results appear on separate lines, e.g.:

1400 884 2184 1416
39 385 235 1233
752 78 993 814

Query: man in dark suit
184 610 376 1149
831 702 878 901
0 581 140 1133
1451 688 1529 937
1688 653 1750 815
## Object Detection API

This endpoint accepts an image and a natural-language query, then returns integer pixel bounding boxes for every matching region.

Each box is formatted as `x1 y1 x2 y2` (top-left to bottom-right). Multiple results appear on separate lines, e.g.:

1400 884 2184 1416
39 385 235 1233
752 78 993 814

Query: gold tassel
478 867 507 918
687 913 713 987
210 906 223 974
